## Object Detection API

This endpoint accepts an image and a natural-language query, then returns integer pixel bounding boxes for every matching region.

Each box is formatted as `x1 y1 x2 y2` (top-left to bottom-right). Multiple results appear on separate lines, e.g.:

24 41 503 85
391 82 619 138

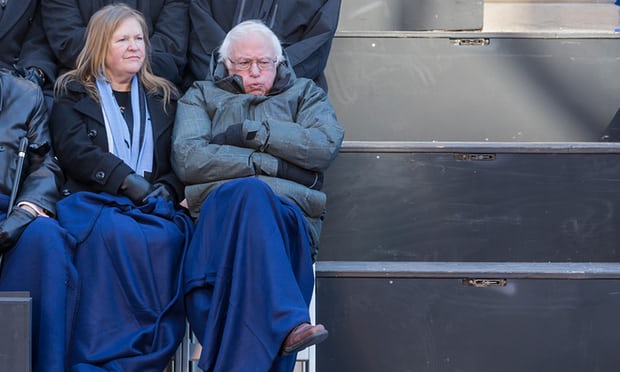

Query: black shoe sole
282 329 329 355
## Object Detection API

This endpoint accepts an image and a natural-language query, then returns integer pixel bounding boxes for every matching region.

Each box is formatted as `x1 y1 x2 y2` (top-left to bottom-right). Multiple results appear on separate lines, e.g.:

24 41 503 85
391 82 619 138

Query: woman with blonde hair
50 4 192 370
43 0 188 86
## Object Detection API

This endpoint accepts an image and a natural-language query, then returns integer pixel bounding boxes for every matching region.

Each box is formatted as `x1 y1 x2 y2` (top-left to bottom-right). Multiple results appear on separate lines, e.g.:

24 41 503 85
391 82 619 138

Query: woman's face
105 17 145 91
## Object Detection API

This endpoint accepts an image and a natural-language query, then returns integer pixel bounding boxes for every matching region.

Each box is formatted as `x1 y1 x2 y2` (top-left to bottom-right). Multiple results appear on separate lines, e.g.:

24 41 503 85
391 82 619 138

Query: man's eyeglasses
228 58 277 71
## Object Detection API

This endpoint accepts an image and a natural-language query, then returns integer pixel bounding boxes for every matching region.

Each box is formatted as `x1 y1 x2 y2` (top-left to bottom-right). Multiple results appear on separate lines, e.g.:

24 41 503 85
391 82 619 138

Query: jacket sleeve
148 0 190 83
283 0 341 84
186 0 228 82
50 93 133 196
15 87 63 215
172 84 278 185
18 3 57 85
250 82 344 172
41 0 89 71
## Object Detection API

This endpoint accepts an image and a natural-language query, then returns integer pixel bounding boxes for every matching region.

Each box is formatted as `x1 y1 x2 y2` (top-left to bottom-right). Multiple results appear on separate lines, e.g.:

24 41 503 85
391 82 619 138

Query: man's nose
249 62 261 75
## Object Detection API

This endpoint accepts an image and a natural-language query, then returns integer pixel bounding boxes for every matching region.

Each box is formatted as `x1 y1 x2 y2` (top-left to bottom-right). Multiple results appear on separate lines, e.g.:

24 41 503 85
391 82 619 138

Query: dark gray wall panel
320 148 620 262
325 36 620 142
316 277 620 372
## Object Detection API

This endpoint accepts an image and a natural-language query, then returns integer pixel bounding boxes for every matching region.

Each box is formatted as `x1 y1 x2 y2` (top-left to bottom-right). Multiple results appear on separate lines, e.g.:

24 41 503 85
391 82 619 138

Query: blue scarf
96 76 153 176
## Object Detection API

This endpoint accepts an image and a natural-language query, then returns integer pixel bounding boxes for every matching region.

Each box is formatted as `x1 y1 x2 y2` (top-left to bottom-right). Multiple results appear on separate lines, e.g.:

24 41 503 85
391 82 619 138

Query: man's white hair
218 20 284 65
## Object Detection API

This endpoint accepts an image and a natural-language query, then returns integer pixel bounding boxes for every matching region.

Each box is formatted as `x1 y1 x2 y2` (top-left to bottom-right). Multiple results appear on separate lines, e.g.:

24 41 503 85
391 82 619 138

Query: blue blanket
184 178 315 372
0 194 78 372
56 192 193 371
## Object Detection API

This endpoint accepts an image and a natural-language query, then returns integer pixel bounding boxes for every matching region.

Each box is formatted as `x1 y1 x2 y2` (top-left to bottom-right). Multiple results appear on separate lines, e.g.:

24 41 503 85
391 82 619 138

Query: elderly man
173 20 344 372
0 69 77 371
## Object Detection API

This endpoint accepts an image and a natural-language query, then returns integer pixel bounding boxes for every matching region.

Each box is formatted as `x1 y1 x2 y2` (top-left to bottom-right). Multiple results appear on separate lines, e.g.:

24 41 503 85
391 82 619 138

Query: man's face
226 34 278 96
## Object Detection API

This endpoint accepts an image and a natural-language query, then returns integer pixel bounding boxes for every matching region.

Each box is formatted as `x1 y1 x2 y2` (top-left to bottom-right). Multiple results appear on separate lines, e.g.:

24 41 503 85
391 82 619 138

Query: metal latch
463 278 508 288
454 153 496 161
450 38 490 47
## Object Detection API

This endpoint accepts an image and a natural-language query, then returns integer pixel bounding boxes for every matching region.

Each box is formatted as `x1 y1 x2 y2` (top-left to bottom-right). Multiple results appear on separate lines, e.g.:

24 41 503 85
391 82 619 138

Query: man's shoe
281 323 328 355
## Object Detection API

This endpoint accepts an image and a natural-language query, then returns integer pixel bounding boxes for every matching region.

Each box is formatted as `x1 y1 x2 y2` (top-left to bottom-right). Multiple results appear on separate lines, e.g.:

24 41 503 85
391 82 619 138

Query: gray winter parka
172 56 344 251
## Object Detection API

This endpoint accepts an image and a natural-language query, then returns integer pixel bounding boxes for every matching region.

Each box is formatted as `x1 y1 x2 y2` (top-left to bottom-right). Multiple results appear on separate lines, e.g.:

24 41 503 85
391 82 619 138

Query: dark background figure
0 68 78 372
186 0 341 91
42 0 189 87
0 0 57 109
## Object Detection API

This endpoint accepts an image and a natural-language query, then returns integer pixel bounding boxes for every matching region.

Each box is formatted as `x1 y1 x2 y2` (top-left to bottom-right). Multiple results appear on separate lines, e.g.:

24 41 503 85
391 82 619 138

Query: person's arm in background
17 3 57 88
282 0 341 89
147 0 190 84
186 0 228 82
40 0 89 72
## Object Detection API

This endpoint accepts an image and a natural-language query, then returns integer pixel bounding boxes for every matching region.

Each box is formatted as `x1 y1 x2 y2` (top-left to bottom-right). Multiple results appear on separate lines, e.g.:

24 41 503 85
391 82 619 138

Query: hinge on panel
463 278 508 288
450 38 490 47
454 153 496 161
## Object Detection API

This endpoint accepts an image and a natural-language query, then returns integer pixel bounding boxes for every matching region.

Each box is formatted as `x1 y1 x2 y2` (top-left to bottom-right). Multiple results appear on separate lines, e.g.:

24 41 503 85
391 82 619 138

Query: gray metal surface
325 34 620 142
317 3 620 371
316 261 620 279
316 276 620 372
483 1 620 34
0 292 31 372
338 0 483 31
316 142 620 369
319 143 620 262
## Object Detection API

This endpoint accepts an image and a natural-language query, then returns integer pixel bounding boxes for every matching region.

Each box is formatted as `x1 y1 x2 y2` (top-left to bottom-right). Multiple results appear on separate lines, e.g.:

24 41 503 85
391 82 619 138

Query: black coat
42 0 189 85
50 80 184 203
0 70 62 215
186 0 341 91
0 0 57 87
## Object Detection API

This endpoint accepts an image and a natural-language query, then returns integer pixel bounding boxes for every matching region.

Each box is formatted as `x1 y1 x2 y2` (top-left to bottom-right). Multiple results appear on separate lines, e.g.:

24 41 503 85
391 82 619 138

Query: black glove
211 123 247 147
277 159 324 190
142 183 172 203
120 173 153 205
0 207 36 253
14 65 45 87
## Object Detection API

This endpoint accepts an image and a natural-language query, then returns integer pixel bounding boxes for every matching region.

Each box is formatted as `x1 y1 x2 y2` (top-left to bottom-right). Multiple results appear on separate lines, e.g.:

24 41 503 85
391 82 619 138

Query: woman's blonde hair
54 3 177 104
